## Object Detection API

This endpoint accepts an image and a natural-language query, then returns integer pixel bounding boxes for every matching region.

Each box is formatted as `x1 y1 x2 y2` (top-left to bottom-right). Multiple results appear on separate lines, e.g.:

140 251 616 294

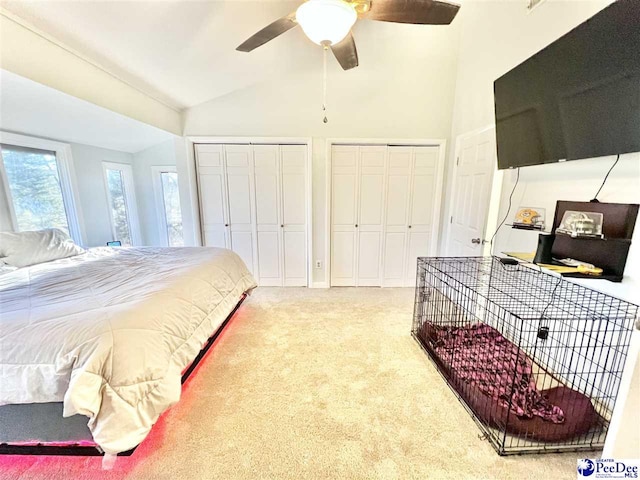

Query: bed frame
0 293 247 457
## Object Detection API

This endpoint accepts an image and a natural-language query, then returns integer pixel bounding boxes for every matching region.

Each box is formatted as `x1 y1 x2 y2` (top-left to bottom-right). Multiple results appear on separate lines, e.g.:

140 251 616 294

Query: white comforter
0 247 256 454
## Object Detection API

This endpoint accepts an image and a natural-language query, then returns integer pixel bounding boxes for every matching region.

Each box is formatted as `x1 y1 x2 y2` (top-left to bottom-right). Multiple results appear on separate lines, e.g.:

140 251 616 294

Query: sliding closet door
253 145 282 286
405 146 439 286
383 147 412 287
331 146 358 286
356 146 386 286
280 145 307 286
196 144 229 248
224 145 257 275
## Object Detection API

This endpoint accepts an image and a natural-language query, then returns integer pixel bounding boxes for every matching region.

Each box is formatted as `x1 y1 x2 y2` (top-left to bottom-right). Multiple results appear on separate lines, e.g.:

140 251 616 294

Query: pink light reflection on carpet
0 299 248 479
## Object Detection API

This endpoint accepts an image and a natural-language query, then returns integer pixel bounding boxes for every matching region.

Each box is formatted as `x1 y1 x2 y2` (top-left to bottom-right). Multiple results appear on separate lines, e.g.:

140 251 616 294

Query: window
152 166 184 247
0 133 84 244
160 170 184 247
103 162 140 246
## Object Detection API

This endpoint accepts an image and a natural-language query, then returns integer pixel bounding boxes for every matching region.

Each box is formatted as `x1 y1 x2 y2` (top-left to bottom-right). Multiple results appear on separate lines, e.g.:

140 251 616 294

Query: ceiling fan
236 0 461 70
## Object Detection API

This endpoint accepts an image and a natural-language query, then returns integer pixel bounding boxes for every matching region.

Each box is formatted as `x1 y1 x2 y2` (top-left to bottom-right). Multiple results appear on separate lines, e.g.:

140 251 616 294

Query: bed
0 246 257 457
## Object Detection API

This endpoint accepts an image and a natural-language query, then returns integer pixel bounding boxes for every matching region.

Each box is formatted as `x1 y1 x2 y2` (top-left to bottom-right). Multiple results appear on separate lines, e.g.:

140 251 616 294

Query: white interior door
196 144 229 248
448 128 496 256
356 146 386 286
280 145 307 286
253 145 282 285
383 147 412 287
224 145 257 275
405 146 438 286
331 146 358 286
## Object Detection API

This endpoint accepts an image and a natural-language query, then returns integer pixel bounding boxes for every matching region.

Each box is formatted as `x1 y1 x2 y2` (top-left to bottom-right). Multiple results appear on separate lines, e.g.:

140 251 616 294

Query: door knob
355 224 358 228
280 224 284 228
408 225 412 229
225 224 229 227
471 238 481 244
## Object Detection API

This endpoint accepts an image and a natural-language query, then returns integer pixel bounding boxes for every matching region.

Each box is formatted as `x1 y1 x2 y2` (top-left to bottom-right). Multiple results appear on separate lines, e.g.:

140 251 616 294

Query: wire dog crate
412 257 638 455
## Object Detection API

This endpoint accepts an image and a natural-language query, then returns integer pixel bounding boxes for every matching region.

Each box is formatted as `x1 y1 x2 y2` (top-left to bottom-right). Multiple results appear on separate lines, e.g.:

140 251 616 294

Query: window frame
0 131 86 244
102 161 141 246
151 165 182 247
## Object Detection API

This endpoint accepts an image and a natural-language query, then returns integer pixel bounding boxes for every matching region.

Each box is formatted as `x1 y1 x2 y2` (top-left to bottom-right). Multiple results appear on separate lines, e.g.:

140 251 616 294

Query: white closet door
253 145 282 286
280 145 307 286
383 147 412 287
196 144 229 248
224 145 257 275
331 146 358 286
405 146 438 286
356 146 386 286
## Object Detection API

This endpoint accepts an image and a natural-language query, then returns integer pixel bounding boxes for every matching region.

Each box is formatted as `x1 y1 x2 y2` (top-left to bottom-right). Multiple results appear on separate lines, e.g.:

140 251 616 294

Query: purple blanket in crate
431 323 565 424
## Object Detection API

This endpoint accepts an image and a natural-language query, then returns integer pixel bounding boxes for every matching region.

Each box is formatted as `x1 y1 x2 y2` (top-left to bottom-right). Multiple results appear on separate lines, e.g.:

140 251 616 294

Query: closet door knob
225 224 229 227
280 224 284 228
408 225 412 229
355 224 358 228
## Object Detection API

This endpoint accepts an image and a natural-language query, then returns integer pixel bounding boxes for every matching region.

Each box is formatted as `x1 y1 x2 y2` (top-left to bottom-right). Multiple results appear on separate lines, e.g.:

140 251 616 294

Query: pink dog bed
421 322 599 442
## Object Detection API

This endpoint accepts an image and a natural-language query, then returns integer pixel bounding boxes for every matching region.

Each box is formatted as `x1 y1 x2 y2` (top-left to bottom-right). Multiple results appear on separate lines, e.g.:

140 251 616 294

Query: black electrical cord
590 154 620 202
489 167 520 255
539 275 562 321
533 274 563 347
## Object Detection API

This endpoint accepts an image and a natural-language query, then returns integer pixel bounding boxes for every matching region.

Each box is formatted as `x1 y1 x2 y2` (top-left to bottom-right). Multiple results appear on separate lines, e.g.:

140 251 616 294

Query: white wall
493 154 640 276
606 338 640 458
447 0 639 457
449 0 616 136
443 0 624 250
447 0 639 278
174 137 199 247
0 10 181 135
183 21 462 284
0 69 175 154
132 139 176 246
69 143 134 247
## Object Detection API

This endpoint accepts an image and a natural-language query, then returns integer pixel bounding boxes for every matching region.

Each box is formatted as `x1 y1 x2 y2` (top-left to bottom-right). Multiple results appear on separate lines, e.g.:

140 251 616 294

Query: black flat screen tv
494 0 640 170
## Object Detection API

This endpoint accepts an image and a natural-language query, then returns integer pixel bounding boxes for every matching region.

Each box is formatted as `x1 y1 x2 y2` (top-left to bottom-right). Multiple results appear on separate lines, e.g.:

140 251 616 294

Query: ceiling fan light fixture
296 0 357 46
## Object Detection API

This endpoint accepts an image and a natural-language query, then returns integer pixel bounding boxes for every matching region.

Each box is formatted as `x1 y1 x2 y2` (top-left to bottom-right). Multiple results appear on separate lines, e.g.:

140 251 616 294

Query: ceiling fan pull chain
322 44 328 124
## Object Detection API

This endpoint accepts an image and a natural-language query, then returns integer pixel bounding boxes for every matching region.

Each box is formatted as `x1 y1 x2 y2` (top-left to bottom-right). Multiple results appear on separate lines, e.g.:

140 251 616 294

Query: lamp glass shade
296 0 357 46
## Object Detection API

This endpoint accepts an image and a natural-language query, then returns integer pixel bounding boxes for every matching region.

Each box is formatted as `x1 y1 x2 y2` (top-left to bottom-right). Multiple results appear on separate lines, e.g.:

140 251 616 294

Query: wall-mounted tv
494 0 640 170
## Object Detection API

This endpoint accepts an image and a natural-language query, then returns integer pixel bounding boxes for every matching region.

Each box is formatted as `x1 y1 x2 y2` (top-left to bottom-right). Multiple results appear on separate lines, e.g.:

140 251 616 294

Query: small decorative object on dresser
513 207 545 230
556 211 604 238
550 201 639 282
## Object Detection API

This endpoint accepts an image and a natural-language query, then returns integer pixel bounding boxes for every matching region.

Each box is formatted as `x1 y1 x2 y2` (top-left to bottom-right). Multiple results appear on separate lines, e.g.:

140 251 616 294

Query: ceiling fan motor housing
349 0 372 14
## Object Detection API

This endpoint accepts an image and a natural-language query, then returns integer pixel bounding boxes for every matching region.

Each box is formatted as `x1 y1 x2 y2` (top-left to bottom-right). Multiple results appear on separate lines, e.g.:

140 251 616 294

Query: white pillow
0 261 17 275
0 228 85 268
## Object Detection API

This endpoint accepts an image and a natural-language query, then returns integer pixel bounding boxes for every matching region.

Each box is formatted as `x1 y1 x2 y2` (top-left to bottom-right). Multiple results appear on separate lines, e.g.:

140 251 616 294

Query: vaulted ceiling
1 0 463 111
1 69 174 152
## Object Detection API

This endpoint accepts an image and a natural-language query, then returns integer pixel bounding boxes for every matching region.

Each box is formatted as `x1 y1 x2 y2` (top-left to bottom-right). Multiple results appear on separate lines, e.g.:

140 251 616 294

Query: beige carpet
0 287 586 480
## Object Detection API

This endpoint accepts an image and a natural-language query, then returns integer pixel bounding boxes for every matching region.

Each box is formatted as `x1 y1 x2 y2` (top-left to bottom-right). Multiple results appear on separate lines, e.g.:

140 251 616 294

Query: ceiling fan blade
331 33 359 70
365 0 460 25
236 12 298 52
